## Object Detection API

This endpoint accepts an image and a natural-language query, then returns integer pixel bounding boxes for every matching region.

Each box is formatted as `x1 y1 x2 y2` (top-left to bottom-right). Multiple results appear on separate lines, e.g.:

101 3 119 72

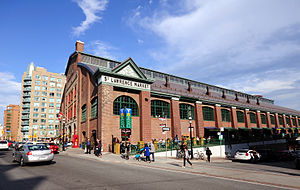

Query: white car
0 140 9 150
234 149 260 162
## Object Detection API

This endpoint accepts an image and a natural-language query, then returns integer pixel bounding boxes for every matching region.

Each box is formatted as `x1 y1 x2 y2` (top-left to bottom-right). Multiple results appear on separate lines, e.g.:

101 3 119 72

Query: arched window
202 107 214 121
249 112 256 123
286 116 290 126
270 115 275 125
151 100 170 118
292 118 295 126
261 114 266 124
221 109 231 122
91 97 97 119
179 104 194 119
278 116 283 125
237 111 244 123
113 96 139 116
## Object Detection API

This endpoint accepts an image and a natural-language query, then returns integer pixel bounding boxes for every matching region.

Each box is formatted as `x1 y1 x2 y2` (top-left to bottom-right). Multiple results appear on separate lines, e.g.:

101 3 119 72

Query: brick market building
61 41 300 151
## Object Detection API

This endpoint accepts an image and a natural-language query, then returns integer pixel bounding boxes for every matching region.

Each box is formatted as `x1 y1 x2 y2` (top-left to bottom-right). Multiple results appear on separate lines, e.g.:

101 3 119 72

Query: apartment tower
19 62 66 141
3 105 20 141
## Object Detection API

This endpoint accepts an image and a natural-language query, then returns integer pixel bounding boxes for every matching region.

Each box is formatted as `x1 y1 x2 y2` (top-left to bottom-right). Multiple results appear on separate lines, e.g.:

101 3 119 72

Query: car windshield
28 145 49 151
238 150 249 153
0 141 7 144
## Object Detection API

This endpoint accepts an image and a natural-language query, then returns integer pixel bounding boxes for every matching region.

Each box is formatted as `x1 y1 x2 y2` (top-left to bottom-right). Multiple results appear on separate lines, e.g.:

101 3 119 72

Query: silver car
13 144 54 166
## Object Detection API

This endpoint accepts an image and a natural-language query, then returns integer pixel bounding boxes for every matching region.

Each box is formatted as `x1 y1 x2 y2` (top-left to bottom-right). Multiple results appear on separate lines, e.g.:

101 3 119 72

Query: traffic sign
159 124 166 128
219 135 223 140
159 117 166 121
162 127 170 132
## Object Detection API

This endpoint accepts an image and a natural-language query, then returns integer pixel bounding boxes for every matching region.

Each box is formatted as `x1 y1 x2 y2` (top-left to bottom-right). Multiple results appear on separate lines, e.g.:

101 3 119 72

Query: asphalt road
0 150 295 190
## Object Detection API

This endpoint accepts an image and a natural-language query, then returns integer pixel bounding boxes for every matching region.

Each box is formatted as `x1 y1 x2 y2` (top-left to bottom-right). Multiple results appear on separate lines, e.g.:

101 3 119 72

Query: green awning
251 127 262 130
224 127 237 131
238 127 251 130
262 127 272 130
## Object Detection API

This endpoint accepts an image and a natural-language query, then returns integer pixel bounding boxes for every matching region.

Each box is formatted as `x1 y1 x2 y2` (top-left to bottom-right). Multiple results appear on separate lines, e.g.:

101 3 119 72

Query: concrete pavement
59 148 300 190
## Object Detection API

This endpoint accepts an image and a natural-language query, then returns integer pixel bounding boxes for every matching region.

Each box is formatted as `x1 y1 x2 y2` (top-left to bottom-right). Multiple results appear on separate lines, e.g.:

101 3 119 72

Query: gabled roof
112 58 148 80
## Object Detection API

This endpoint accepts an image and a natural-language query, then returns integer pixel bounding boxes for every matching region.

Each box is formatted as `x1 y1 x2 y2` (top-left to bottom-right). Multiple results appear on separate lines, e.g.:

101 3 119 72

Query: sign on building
125 108 132 129
120 108 126 129
120 108 132 129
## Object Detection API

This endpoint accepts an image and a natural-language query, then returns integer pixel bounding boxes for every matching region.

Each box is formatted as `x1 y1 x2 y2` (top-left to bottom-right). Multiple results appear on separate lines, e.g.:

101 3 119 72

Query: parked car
45 143 59 154
0 140 9 150
255 149 277 161
12 144 54 166
234 149 260 162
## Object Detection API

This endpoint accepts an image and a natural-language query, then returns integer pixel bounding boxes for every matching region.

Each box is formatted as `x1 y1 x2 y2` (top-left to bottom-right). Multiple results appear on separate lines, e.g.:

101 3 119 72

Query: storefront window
261 114 266 124
237 111 244 123
179 104 194 119
221 109 231 122
270 115 275 125
113 96 139 116
249 112 256 123
151 100 170 118
202 107 214 121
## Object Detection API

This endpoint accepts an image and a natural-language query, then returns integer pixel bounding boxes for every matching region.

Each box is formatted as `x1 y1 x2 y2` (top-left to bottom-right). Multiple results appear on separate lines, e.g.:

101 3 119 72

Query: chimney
75 40 84 52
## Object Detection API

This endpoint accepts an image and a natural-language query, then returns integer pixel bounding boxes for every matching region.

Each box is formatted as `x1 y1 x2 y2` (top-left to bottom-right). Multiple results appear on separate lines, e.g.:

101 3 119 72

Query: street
0 150 299 190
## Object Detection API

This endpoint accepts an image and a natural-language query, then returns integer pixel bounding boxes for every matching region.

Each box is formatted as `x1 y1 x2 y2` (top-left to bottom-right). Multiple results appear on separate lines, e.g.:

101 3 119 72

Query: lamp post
62 118 65 151
189 116 194 159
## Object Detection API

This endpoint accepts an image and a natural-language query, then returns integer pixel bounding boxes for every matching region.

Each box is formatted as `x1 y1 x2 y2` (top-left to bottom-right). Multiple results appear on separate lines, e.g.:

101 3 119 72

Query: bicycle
176 150 184 159
193 150 205 160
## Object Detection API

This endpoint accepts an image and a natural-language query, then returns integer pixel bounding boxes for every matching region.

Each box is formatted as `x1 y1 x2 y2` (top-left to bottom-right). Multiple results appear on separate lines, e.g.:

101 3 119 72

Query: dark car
255 149 277 161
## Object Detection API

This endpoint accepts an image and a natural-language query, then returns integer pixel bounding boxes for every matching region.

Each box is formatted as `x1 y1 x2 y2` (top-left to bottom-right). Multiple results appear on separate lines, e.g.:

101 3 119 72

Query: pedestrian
87 138 91 154
182 145 192 168
150 141 155 162
206 147 212 162
95 138 102 157
126 142 131 160
144 144 151 163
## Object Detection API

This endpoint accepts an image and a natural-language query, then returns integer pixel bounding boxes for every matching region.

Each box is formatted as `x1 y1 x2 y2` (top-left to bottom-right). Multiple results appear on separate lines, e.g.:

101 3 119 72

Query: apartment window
50 77 56 81
35 80 40 85
202 107 214 121
41 103 47 107
35 91 40 95
33 119 38 123
42 92 47 96
56 99 61 103
50 82 55 87
41 108 47 112
41 119 46 123
150 100 169 118
249 112 256 123
237 111 244 123
91 98 98 119
57 88 62 92
49 114 54 119
82 105 86 122
48 119 54 124
41 97 47 102
49 98 55 102
42 81 48 85
34 97 40 101
50 88 55 92
35 75 40 79
33 113 39 118
34 108 39 112
56 109 59 113
56 104 60 108
57 78 62 82
50 92 55 97
34 103 39 107
42 86 47 91
49 108 54 113
33 125 38 129
179 104 194 119
221 109 231 122
49 103 54 107
57 83 62 88
41 113 46 118
261 114 266 124
35 86 40 90
270 115 275 125
57 93 61 97
42 75 48 80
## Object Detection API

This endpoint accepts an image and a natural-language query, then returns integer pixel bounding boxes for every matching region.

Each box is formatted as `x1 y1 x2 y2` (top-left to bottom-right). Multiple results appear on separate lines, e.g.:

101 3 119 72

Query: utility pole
63 118 65 151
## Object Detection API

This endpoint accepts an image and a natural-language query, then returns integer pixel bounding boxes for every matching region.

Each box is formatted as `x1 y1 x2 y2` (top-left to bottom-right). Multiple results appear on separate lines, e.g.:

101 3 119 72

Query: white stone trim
195 101 202 104
171 97 179 101
231 107 236 109
257 110 260 113
245 109 249 111
215 104 221 107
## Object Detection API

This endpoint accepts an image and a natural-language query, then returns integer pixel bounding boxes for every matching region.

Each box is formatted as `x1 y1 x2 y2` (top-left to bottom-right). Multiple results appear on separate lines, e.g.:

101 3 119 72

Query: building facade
61 41 300 151
3 105 20 141
19 62 66 141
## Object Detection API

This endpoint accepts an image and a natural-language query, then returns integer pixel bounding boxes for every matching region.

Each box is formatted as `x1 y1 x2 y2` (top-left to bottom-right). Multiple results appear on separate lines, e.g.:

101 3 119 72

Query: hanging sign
120 108 126 129
125 108 132 129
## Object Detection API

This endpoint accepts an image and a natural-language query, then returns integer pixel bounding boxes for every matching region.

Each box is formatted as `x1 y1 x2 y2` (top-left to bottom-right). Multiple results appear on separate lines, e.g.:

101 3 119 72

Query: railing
24 76 31 81
22 98 31 103
21 127 29 132
23 93 31 97
21 115 29 119
21 121 29 126
23 87 31 91
22 110 30 114
23 82 32 86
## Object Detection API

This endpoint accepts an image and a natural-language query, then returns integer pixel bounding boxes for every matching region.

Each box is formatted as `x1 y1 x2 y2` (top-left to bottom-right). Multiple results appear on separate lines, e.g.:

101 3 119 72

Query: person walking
144 144 151 163
150 142 155 162
87 138 91 154
126 142 131 160
182 145 192 168
206 147 212 162
95 138 102 157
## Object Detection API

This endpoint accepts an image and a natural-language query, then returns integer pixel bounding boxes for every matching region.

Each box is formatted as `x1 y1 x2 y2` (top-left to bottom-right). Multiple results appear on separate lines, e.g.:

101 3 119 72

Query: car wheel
20 157 25 167
12 154 16 163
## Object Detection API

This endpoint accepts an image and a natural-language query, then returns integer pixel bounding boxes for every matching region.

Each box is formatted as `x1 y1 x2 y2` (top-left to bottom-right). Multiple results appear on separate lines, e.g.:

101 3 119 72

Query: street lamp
189 116 194 159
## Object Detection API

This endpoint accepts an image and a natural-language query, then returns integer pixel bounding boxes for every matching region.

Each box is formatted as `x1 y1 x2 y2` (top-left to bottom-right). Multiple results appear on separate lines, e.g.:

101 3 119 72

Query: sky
1 0 300 124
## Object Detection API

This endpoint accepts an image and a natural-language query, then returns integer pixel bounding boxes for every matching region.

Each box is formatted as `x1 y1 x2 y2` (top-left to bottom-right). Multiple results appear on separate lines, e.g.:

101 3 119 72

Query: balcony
24 76 32 81
23 82 32 86
22 110 30 114
22 104 30 108
22 98 31 103
21 121 29 126
23 87 31 92
21 115 30 120
23 93 31 97
21 127 29 132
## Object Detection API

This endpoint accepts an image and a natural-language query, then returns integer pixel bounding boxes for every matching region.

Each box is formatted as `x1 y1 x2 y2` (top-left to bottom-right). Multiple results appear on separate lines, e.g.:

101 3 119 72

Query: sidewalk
59 148 300 190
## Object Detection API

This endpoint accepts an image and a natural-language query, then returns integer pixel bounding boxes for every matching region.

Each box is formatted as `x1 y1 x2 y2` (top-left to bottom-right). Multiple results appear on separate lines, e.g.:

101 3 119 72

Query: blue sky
1 0 300 124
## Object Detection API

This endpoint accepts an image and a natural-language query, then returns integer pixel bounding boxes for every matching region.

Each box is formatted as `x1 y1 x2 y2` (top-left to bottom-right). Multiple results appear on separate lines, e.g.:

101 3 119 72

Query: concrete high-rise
3 105 20 141
19 62 66 141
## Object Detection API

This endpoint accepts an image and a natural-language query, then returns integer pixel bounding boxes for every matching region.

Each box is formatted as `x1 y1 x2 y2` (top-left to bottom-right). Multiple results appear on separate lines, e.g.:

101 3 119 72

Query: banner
120 108 126 129
125 108 132 129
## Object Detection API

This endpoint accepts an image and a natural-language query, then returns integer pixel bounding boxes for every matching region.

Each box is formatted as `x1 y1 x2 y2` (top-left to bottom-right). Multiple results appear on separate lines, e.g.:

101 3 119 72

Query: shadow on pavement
0 151 47 190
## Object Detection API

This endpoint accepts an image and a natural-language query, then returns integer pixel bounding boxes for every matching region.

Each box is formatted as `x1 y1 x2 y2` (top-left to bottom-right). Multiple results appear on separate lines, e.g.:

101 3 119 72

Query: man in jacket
150 142 155 162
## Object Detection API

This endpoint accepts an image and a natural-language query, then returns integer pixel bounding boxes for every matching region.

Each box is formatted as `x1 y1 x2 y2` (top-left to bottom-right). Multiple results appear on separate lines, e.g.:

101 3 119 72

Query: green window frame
286 117 290 126
151 100 170 118
249 112 256 123
270 115 275 125
202 107 214 121
261 114 266 124
91 97 97 119
278 116 283 125
81 104 86 122
237 111 244 123
113 96 139 116
292 118 295 126
221 109 231 122
179 104 194 120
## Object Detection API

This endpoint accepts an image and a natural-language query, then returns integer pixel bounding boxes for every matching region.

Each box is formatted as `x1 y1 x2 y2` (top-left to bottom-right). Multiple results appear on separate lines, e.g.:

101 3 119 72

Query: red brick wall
139 91 151 142
171 98 181 137
195 102 204 137
231 107 238 129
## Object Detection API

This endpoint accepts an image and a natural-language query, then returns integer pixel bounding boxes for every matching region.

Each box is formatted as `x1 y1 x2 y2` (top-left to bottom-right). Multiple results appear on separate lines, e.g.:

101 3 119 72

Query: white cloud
72 0 109 36
0 72 21 124
137 39 144 44
132 0 300 111
86 40 116 60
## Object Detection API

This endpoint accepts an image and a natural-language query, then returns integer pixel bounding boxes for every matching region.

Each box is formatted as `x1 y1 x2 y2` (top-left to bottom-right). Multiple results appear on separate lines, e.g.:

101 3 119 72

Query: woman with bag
182 145 193 168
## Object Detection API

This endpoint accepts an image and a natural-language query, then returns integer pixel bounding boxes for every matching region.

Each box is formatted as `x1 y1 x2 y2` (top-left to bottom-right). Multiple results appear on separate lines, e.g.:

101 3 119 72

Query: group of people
85 137 102 158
